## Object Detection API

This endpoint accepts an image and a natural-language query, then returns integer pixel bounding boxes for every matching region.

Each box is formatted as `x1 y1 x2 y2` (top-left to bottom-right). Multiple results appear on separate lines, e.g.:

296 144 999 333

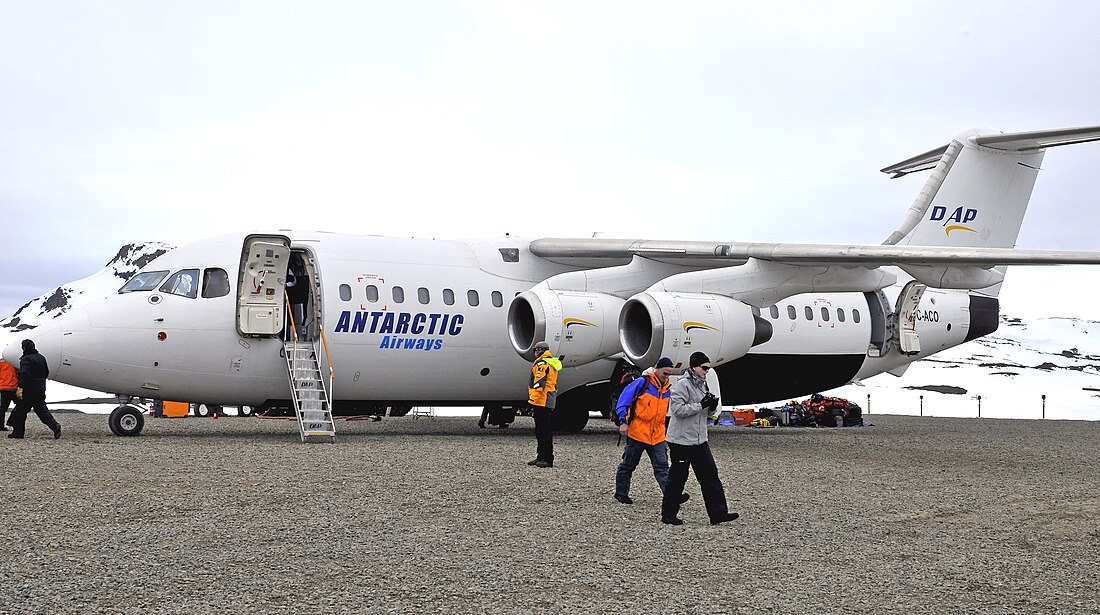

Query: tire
551 405 590 433
109 406 145 437
388 405 413 417
238 406 255 417
195 404 221 418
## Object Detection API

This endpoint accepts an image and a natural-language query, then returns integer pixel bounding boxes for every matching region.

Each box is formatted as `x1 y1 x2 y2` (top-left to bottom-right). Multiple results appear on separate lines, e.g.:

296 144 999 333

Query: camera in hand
700 393 719 411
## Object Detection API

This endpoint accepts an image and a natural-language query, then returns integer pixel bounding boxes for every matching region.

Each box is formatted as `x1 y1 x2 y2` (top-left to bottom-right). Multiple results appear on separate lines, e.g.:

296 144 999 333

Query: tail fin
881 126 1100 249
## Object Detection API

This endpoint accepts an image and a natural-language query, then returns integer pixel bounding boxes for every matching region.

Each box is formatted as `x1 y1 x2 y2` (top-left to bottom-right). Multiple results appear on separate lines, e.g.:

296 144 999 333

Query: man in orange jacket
0 358 17 431
526 341 561 468
613 357 689 506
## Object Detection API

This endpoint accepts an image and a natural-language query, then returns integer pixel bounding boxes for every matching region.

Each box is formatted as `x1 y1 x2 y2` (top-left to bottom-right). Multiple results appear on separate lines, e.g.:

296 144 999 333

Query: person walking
613 357 690 506
525 341 561 468
7 339 61 440
661 352 738 526
0 358 17 431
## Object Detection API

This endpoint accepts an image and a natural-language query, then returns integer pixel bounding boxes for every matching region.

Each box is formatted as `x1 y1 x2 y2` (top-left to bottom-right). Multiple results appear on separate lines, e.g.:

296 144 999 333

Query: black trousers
8 396 60 437
662 442 729 522
0 389 16 427
532 405 554 463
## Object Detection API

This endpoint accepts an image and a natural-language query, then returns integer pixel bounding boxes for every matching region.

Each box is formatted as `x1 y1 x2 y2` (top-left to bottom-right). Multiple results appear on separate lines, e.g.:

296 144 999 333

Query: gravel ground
2 411 1098 614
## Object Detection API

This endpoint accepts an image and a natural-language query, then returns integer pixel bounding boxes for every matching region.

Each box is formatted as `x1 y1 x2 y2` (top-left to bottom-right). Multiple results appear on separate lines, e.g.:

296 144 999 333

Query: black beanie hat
21 339 36 353
689 351 710 368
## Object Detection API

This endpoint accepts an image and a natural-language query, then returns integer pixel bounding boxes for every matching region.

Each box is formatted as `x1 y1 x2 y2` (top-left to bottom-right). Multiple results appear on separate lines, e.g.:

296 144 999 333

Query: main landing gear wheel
109 405 145 437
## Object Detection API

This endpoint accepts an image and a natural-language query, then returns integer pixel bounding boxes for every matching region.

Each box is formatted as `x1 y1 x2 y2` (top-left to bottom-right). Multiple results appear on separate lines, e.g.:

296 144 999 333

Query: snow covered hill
1 245 1098 421
829 315 1100 421
1 242 173 333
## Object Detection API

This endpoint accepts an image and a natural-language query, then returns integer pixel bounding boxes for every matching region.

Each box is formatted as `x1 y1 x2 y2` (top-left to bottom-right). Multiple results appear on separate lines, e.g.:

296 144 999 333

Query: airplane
5 125 1100 440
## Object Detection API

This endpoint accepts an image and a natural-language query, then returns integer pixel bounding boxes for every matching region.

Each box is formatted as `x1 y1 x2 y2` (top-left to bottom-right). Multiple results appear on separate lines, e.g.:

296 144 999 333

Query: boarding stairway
283 299 337 443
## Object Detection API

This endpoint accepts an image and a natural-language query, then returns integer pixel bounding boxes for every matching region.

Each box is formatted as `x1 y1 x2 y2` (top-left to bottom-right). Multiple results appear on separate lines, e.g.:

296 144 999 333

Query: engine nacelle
508 288 626 366
619 292 772 368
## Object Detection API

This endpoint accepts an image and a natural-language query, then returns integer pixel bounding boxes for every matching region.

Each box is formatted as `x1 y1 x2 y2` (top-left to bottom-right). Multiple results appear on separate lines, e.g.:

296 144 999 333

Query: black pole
1042 394 1046 419
919 395 923 417
977 395 982 418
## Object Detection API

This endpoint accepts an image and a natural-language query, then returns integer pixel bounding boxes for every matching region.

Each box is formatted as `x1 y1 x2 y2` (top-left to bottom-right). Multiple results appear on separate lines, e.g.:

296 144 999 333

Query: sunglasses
699 365 711 371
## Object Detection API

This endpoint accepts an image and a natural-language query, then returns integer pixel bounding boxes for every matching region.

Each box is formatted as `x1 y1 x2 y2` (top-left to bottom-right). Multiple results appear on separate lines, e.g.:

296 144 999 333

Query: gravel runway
2 411 1098 614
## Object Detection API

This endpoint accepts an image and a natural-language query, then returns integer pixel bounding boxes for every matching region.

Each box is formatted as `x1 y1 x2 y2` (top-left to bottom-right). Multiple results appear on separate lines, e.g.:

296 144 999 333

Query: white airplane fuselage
5 230 986 426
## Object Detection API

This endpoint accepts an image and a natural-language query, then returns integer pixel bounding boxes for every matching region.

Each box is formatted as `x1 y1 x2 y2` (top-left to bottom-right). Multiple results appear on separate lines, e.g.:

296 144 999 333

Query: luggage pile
744 394 865 428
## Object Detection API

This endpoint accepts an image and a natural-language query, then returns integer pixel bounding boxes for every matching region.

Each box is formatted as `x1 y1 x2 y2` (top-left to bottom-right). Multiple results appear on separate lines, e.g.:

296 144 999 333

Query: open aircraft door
237 235 291 336
894 281 927 355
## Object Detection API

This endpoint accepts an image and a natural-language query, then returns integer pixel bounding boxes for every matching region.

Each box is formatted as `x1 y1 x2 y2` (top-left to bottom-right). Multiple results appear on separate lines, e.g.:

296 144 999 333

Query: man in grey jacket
660 351 739 526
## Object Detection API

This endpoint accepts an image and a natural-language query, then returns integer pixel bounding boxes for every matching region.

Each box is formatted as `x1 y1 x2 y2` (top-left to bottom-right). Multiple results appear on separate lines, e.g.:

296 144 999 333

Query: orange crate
163 401 190 418
732 409 756 426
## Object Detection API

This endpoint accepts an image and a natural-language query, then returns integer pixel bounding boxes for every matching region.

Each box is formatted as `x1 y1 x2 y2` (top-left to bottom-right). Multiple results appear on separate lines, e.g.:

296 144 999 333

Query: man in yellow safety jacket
526 341 561 468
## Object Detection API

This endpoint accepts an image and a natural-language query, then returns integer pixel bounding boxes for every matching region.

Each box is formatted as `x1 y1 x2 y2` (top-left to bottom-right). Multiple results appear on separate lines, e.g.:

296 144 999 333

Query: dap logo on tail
930 205 978 236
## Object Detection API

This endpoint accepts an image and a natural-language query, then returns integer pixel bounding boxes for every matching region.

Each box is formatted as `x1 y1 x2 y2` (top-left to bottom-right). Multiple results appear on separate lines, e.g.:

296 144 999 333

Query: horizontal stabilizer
974 125 1100 152
880 125 1100 178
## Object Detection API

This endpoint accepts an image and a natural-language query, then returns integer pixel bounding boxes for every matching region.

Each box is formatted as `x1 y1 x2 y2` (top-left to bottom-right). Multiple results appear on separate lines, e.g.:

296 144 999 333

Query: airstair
283 304 336 443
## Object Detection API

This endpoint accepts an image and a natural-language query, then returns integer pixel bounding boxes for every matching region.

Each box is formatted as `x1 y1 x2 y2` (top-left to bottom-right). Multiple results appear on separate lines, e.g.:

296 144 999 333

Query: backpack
609 366 643 426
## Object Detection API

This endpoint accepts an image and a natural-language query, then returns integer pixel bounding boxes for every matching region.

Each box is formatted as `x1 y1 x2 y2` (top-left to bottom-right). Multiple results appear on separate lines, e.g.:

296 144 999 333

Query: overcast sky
3 1 1100 318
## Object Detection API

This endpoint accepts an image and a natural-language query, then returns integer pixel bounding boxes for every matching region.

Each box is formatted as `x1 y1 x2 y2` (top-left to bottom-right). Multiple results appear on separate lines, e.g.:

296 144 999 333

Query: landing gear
551 405 590 433
551 382 608 432
195 404 221 417
483 405 515 428
238 405 255 417
109 405 145 437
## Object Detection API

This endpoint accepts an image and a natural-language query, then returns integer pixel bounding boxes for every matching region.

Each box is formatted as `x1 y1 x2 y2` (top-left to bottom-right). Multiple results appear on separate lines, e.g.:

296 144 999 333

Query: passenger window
201 268 230 298
821 307 830 322
119 270 169 293
443 289 455 306
852 309 861 323
769 305 779 319
366 285 379 302
837 308 845 322
468 290 479 306
159 269 199 299
393 286 405 303
751 306 760 317
491 291 503 308
418 287 430 304
804 306 813 321
787 305 796 320
339 284 352 302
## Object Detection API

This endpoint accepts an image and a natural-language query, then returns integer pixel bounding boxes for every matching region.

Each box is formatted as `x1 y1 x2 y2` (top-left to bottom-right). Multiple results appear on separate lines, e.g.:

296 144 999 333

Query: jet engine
507 288 626 366
618 292 772 368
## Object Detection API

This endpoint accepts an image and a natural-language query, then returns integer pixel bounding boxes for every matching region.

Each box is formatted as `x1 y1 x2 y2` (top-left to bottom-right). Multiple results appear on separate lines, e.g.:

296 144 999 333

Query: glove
14 387 21 399
700 393 719 412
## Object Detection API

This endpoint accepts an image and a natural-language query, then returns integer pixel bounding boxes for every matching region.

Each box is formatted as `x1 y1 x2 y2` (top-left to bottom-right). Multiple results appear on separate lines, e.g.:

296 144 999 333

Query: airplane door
894 281 927 355
237 235 291 336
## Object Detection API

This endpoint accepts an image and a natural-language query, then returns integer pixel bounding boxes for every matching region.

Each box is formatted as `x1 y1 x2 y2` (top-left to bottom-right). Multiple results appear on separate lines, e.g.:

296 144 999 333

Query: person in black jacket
7 339 61 439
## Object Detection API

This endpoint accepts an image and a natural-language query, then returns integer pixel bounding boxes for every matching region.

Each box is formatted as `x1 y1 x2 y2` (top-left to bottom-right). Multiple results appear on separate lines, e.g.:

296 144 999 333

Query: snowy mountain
1 242 173 333
1 245 1098 420
829 315 1100 421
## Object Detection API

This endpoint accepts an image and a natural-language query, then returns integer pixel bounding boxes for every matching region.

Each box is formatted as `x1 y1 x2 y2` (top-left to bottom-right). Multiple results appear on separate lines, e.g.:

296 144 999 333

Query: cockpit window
202 268 231 298
159 269 199 299
119 270 170 293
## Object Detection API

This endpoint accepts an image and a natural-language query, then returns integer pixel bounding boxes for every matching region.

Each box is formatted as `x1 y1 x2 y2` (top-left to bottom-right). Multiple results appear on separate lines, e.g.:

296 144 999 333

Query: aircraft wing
529 238 1100 266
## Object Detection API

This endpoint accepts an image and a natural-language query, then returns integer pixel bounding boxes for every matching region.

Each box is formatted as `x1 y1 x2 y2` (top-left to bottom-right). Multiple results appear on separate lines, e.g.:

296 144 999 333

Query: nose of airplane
1 338 19 365
5 320 64 372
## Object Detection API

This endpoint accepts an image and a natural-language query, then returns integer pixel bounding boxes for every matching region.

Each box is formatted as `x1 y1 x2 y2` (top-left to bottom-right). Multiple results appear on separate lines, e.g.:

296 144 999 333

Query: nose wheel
109 405 146 437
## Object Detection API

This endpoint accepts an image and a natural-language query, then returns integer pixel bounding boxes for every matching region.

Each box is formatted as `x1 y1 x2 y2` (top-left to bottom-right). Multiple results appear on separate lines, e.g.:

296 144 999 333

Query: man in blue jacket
613 357 690 506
